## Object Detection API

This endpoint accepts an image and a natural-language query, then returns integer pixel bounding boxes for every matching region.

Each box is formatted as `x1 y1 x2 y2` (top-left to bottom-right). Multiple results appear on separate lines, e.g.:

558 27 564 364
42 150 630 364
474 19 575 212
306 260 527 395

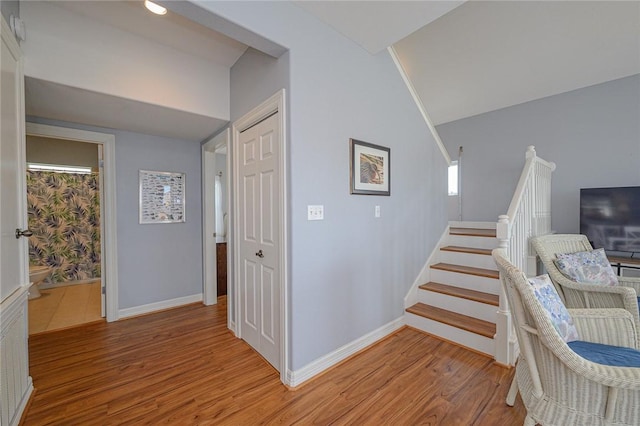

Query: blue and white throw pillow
555 248 618 287
528 274 579 342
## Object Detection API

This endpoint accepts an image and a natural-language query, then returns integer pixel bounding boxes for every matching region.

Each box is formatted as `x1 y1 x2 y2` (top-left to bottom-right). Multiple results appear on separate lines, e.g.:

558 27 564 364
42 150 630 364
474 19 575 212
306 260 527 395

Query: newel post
525 145 536 160
497 215 510 249
495 214 516 365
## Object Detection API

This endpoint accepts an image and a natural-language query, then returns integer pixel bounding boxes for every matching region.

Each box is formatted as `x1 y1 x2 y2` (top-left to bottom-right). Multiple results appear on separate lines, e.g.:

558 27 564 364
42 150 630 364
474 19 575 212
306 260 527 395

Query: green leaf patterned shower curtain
27 171 101 283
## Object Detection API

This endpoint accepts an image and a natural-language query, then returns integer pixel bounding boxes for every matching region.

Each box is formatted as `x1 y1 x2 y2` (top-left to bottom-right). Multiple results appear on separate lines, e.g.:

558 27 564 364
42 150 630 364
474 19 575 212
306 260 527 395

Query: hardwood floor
25 297 526 425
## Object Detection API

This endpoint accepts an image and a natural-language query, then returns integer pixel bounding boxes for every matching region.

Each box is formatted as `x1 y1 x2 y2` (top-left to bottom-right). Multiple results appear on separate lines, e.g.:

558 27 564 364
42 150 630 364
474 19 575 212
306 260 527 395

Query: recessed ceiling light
144 0 167 16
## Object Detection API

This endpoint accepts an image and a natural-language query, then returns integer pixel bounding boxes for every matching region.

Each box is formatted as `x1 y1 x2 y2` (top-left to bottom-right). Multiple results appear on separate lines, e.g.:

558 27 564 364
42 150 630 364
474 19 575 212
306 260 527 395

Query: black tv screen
580 186 640 253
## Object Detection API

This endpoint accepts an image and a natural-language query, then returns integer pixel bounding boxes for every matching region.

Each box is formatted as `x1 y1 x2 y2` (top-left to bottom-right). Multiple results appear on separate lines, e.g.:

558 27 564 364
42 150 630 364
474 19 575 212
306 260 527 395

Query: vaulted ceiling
22 1 640 141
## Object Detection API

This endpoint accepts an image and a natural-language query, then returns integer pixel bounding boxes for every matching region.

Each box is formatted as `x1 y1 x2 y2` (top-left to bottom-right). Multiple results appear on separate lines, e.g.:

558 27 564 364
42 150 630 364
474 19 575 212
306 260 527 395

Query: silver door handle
255 250 264 258
15 228 33 239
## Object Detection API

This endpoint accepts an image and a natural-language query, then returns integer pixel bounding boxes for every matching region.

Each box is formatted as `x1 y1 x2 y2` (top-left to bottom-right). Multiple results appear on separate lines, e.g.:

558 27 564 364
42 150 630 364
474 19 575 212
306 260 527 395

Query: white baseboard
118 293 203 319
286 317 404 387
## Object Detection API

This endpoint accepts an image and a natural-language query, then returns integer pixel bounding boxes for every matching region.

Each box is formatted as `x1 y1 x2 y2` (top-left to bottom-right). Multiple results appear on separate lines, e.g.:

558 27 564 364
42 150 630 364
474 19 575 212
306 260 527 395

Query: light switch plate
308 205 324 220
375 205 381 218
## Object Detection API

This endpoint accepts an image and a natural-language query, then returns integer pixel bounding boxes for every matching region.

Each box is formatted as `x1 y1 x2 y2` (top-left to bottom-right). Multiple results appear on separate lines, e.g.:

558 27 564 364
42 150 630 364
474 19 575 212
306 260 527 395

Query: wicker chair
493 248 640 426
530 234 640 328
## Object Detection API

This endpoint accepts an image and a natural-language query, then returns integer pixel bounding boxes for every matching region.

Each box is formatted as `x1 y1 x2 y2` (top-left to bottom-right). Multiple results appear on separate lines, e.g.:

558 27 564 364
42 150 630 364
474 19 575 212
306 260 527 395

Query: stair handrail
496 145 556 272
495 145 555 366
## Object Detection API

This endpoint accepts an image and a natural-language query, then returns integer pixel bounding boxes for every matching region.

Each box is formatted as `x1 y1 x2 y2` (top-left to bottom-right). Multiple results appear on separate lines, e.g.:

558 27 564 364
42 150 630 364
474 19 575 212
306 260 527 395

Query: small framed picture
139 170 186 224
350 139 390 196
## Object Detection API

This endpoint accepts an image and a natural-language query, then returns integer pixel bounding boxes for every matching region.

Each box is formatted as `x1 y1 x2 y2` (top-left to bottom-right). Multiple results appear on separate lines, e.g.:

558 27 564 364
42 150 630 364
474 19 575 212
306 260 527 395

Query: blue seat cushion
568 340 640 367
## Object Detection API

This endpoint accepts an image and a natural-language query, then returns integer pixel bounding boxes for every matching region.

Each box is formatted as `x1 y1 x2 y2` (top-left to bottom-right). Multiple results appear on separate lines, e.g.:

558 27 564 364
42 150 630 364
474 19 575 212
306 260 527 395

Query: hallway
25 297 525 424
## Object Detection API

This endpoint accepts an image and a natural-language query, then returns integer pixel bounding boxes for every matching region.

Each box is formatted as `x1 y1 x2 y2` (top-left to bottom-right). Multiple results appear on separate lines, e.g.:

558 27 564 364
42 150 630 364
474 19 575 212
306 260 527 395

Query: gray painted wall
230 47 290 122
219 2 448 371
438 74 640 234
27 117 203 310
1 1 19 25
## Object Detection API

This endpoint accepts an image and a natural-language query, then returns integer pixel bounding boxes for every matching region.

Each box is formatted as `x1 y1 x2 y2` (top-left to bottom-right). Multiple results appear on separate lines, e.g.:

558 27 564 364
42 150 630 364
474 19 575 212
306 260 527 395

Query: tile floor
28 281 103 335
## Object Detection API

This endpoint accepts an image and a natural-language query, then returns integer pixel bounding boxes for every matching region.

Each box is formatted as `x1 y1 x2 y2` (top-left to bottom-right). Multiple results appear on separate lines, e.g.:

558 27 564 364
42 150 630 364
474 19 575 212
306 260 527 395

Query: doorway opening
26 136 103 334
25 122 119 333
203 130 230 308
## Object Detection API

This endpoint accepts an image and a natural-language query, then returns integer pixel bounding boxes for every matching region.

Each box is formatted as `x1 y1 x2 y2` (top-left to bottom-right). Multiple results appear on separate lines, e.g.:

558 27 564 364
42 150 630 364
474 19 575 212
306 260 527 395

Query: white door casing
232 90 287 380
98 143 106 317
202 129 230 306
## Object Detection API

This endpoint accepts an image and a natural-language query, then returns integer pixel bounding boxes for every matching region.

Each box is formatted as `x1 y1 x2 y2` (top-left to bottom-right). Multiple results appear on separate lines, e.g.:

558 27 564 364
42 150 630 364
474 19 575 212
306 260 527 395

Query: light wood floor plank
24 297 526 425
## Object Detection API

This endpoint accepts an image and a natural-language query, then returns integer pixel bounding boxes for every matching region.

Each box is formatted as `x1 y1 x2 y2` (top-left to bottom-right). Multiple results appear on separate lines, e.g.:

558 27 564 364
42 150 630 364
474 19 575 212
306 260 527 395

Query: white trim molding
387 46 451 165
287 318 405 388
118 294 203 319
25 122 120 322
231 89 288 384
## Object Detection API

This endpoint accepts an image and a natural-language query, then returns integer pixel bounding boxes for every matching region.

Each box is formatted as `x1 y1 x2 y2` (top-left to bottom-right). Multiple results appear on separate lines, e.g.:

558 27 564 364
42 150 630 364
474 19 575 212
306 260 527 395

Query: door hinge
101 286 106 295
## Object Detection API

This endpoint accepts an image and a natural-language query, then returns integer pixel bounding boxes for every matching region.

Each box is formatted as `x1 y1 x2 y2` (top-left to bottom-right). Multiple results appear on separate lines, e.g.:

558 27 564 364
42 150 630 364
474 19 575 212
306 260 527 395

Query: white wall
20 1 229 120
437 74 640 233
27 117 203 310
216 2 448 371
214 153 227 216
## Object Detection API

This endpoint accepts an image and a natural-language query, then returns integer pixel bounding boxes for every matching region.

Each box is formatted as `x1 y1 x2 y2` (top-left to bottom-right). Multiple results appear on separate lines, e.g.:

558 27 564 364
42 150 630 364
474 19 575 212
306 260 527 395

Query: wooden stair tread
440 246 492 256
406 303 496 338
449 227 496 238
419 282 499 306
431 263 499 279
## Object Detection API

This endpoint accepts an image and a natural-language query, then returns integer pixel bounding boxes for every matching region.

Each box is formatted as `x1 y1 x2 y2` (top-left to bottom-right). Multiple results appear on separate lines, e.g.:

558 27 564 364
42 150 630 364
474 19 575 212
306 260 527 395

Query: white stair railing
495 145 556 365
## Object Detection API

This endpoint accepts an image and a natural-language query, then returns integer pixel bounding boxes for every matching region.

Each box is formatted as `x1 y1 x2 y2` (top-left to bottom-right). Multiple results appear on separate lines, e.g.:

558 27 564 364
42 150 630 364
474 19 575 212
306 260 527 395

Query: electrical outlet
308 205 324 220
375 205 381 218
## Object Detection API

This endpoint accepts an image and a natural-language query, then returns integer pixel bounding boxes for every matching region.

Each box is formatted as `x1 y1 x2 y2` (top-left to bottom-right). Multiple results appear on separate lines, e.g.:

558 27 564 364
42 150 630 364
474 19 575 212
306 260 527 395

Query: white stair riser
405 313 495 357
438 250 496 270
417 291 497 323
449 221 496 230
446 234 498 250
430 269 500 295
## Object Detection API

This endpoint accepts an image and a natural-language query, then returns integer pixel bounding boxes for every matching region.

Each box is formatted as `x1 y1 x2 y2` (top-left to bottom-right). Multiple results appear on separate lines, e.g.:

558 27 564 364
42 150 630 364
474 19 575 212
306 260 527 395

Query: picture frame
350 139 390 196
139 170 186 224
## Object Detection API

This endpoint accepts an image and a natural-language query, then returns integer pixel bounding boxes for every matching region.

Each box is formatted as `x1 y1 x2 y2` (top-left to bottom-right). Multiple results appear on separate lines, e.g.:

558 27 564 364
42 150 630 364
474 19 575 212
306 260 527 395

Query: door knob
255 250 264 258
15 228 33 239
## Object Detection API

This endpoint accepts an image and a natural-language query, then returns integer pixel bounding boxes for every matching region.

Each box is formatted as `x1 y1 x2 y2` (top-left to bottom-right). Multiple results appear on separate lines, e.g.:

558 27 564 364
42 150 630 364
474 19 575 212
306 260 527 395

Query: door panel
260 171 275 246
243 259 258 333
238 113 280 371
1 33 28 300
243 175 257 242
243 136 256 165
1 18 32 425
261 264 276 343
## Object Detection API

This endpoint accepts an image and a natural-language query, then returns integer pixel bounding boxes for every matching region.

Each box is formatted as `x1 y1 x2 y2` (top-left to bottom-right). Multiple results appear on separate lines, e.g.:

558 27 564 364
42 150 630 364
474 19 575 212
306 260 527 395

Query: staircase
405 222 500 357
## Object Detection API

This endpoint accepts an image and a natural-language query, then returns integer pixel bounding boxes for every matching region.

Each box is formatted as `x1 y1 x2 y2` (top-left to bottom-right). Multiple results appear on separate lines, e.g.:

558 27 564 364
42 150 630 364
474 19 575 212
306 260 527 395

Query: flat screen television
580 186 640 254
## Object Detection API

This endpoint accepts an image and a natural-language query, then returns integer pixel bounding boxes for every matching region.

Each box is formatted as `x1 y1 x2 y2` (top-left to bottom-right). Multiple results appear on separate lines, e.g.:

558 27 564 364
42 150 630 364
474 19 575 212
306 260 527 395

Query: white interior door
238 113 280 371
1 17 34 426
1 19 28 301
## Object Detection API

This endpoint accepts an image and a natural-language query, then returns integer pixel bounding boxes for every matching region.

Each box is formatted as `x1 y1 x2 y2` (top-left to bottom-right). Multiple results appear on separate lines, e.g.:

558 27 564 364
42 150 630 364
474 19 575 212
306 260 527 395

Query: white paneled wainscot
0 288 33 426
